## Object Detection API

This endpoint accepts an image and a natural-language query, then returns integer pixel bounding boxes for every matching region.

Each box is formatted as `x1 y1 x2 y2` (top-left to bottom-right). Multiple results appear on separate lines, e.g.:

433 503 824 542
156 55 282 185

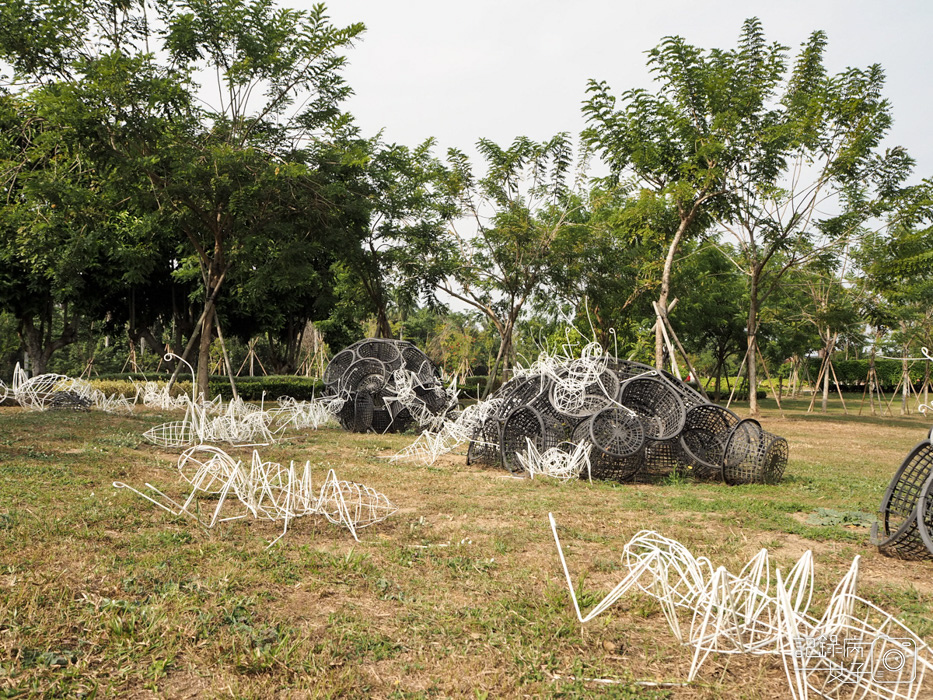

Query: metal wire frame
323 349 356 388
551 515 933 699
116 446 398 547
324 339 451 434
871 440 933 561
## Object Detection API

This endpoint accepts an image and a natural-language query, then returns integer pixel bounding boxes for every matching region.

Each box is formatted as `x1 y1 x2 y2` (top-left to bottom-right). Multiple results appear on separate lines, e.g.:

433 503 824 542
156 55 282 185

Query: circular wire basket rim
721 418 763 485
913 468 933 557
679 404 740 474
587 405 646 458
876 439 933 538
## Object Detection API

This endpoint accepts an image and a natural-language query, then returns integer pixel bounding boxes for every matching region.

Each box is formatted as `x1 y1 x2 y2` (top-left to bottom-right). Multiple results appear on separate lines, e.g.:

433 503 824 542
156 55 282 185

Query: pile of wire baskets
323 339 451 433
467 358 788 484
872 428 933 560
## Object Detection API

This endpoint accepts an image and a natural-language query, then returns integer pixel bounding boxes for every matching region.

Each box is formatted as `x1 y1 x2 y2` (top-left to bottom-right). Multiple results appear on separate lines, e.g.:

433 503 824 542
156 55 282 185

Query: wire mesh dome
324 338 450 433
680 404 741 480
464 354 788 485
872 440 933 561
47 390 92 411
619 376 686 441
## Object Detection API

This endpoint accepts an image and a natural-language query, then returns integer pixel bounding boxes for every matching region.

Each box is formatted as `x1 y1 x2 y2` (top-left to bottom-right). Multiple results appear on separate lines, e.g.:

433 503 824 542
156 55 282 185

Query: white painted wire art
142 396 275 448
114 445 397 546
514 438 592 481
133 380 191 410
459 340 788 485
389 397 501 466
268 395 340 431
549 514 933 699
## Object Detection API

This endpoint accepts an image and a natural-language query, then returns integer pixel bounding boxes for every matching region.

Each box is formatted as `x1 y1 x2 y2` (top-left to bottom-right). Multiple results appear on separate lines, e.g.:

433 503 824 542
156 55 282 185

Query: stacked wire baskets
323 338 447 433
872 429 933 560
467 358 788 485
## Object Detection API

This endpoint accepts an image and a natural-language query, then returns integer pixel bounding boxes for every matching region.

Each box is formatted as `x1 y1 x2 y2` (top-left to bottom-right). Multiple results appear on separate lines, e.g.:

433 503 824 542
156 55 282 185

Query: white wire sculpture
12 368 95 411
0 379 8 405
549 514 933 699
142 396 276 448
515 438 592 481
268 395 340 431
133 380 191 410
114 445 397 546
389 398 502 466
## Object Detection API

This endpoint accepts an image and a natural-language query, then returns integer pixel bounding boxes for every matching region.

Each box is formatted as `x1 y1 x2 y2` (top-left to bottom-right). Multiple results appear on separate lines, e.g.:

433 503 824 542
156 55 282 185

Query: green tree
425 134 584 395
1 0 364 397
582 19 787 370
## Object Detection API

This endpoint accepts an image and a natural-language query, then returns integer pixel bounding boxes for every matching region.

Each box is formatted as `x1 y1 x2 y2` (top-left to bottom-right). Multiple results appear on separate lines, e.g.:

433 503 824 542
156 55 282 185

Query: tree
423 134 584 395
857 183 933 413
0 0 364 397
339 135 456 339
711 24 914 415
582 19 787 370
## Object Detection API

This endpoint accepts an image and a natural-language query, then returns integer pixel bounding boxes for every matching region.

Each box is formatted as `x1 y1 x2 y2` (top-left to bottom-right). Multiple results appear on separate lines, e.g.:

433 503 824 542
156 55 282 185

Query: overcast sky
300 0 933 183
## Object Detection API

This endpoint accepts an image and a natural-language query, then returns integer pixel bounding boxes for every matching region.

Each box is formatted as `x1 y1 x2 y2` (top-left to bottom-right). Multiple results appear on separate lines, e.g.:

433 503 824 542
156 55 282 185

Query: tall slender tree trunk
747 274 760 417
655 214 694 370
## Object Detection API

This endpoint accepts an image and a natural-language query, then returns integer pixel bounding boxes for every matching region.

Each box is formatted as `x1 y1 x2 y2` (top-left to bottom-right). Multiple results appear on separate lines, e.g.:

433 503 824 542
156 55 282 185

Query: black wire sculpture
323 338 452 434
467 356 788 485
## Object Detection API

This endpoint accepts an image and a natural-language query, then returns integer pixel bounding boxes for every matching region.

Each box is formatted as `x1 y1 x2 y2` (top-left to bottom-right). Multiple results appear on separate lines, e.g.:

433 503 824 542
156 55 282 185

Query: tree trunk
18 306 79 375
655 215 693 370
747 275 760 417
196 303 214 401
375 304 392 339
901 341 910 416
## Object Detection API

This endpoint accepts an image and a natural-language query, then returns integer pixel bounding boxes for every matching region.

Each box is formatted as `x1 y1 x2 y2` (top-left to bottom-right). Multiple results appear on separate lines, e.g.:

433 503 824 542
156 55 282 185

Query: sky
291 0 933 183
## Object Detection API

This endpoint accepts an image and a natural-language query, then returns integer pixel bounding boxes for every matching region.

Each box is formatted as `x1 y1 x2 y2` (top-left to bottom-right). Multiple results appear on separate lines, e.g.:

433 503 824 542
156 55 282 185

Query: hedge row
88 375 325 401
802 358 930 390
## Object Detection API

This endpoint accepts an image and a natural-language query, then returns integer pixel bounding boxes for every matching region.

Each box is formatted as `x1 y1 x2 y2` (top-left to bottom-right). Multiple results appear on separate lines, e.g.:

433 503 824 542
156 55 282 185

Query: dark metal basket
872 440 933 561
500 406 547 473
722 419 787 485
679 404 740 480
587 407 645 459
619 376 686 441
356 339 404 372
466 418 503 466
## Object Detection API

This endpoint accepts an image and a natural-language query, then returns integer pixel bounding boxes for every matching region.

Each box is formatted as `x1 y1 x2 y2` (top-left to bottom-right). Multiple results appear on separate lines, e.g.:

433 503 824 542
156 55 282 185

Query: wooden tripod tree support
806 334 848 414
166 269 229 398
652 301 710 403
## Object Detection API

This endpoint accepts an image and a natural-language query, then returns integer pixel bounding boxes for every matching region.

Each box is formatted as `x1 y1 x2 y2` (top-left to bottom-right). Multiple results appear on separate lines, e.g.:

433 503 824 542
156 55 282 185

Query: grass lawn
1 396 932 698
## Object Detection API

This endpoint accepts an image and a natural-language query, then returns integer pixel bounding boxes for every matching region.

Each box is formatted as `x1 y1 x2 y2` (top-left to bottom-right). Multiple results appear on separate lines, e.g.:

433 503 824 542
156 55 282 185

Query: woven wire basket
341 358 388 395
721 419 787 485
679 404 740 480
356 339 404 372
619 376 686 441
337 392 374 432
915 470 933 558
323 349 356 388
48 390 92 411
587 407 645 459
466 418 504 466
872 440 933 561
501 406 547 473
